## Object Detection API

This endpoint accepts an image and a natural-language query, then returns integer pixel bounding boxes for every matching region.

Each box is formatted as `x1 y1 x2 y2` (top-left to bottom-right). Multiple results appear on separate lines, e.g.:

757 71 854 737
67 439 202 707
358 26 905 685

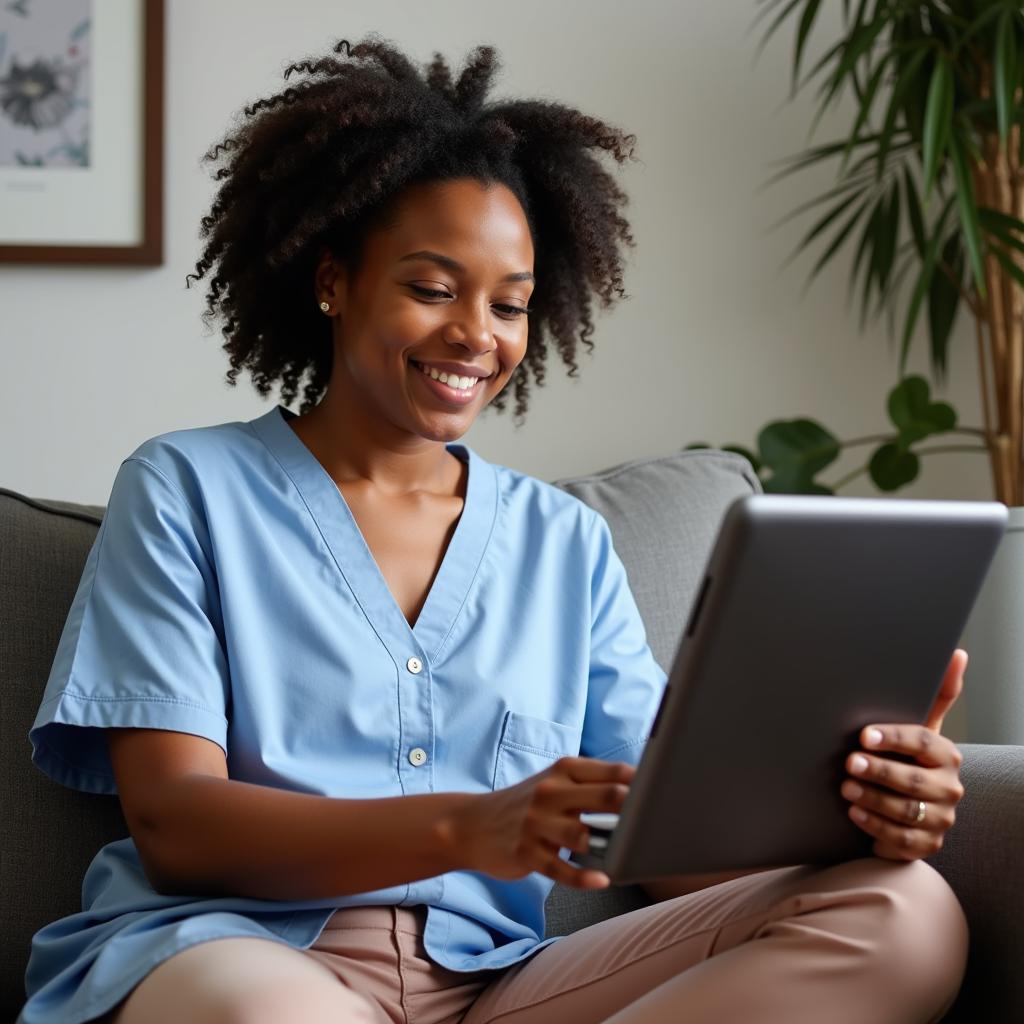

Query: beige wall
0 0 991 506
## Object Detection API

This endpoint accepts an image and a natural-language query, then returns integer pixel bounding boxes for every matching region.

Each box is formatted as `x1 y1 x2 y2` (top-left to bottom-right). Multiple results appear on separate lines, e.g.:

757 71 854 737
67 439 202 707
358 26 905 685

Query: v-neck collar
249 404 498 661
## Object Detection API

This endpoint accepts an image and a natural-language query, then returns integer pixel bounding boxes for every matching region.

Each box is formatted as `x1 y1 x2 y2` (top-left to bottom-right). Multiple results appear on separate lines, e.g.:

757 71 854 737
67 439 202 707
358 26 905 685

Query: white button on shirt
22 403 668 1024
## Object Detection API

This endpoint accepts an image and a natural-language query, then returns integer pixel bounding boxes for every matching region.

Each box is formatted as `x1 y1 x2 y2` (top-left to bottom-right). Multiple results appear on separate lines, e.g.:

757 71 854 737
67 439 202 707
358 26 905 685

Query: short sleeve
28 456 230 795
580 509 668 766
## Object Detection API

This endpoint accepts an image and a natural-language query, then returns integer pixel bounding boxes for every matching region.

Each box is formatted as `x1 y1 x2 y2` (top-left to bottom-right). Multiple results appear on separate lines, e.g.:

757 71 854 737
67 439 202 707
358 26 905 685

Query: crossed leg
462 857 969 1024
93 856 968 1024
97 934 391 1024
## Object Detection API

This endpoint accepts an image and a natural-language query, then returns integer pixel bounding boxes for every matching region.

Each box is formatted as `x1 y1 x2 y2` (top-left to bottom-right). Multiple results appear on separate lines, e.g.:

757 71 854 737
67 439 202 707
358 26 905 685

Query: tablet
572 493 1007 884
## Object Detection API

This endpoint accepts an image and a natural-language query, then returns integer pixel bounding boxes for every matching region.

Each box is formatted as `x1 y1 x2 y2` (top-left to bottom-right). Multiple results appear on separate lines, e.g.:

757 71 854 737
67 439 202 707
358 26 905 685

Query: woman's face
315 177 535 444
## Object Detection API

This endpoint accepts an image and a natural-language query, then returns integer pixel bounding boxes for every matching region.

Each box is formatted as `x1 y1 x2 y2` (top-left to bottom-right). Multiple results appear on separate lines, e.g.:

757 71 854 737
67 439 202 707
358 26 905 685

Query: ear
314 247 349 316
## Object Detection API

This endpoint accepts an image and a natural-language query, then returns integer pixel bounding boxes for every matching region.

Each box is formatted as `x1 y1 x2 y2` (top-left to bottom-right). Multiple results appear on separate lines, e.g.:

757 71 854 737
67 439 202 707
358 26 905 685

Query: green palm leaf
922 57 954 199
948 128 988 299
995 8 1018 150
900 195 957 374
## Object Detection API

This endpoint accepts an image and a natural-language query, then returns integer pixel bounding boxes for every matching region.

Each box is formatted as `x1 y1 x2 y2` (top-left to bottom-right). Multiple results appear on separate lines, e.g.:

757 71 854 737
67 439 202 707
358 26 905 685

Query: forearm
142 775 479 901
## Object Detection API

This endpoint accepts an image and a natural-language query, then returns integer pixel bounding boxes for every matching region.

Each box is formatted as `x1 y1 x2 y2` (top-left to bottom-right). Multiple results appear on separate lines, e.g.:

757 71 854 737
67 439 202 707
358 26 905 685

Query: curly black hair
186 33 639 422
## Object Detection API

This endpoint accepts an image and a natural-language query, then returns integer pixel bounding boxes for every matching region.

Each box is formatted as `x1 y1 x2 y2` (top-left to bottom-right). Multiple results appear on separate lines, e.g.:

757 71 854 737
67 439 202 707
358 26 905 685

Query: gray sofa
3 446 1022 1022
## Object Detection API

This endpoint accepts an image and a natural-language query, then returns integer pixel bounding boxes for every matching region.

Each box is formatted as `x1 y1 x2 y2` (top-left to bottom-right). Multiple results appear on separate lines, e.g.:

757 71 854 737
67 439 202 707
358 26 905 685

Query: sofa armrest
926 742 1024 1021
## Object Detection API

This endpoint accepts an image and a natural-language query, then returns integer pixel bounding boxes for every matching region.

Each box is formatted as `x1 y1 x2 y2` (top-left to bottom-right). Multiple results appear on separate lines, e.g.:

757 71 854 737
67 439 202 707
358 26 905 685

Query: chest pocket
491 710 583 790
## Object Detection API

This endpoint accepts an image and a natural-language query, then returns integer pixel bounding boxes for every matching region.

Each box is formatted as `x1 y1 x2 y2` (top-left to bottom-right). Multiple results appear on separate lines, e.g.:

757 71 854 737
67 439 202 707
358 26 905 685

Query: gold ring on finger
911 799 926 825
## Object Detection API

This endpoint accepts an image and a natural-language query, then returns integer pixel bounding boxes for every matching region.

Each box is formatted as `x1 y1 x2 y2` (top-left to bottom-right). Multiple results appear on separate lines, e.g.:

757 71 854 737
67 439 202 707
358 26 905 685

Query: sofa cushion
553 449 761 673
0 488 129 1023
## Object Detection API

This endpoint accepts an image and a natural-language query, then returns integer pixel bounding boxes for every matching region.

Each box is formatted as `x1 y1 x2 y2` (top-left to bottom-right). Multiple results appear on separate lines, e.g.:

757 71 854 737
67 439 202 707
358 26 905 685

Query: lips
409 359 482 406
409 359 493 380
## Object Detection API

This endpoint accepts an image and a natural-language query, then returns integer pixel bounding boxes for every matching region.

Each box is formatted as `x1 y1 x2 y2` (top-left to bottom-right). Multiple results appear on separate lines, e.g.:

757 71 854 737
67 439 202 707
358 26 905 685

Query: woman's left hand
840 648 967 861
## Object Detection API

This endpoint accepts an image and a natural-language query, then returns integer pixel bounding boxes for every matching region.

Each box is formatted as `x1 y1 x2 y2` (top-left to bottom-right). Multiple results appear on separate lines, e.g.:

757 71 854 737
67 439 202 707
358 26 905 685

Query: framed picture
0 0 163 264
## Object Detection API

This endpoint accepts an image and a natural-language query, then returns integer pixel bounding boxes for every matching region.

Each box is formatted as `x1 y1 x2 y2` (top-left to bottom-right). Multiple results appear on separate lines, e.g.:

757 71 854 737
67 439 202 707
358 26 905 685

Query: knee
110 938 381 1024
858 858 969 1018
209 983 379 1024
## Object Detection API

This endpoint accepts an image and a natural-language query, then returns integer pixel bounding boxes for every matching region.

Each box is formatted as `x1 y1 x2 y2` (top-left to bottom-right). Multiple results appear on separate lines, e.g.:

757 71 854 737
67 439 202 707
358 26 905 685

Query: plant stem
911 444 990 455
840 427 985 449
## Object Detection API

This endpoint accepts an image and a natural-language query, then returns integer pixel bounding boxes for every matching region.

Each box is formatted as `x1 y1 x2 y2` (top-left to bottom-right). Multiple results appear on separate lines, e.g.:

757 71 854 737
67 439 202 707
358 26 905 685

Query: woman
21 36 969 1024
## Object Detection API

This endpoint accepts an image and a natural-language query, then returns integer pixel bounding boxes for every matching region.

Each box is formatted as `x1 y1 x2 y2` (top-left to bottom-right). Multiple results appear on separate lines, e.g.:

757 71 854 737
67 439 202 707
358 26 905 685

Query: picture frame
0 0 164 265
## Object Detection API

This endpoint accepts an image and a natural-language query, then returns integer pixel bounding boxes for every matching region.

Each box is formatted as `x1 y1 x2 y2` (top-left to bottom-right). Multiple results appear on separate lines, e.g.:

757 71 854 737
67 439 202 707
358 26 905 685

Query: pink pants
100 856 968 1024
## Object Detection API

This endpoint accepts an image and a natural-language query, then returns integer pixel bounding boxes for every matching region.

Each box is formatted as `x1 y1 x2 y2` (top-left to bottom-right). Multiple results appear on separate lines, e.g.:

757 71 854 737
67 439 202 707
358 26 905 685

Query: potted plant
691 1 1024 740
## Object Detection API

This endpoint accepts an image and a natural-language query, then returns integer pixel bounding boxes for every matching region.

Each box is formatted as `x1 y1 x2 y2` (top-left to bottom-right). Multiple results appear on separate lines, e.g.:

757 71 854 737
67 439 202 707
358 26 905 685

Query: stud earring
319 301 330 313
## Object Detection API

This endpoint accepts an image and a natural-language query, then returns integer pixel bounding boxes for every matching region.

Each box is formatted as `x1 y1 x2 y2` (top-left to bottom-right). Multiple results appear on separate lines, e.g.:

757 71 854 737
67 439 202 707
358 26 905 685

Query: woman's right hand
450 757 636 889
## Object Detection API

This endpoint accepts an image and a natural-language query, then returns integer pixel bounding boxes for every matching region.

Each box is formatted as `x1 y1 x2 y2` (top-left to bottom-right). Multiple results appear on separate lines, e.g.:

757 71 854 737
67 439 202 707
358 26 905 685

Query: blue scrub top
19 404 668 1024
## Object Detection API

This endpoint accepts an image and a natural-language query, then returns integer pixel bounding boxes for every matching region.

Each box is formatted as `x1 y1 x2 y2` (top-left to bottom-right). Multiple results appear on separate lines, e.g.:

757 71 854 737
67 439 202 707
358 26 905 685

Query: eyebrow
397 250 535 284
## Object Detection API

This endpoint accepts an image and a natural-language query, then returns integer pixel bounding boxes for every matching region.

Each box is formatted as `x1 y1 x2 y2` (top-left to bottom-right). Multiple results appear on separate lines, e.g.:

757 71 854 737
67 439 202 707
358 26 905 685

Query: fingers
843 721 965 862
842 778 957 833
844 801 948 860
847 747 965 803
523 759 635 889
857 723 964 769
925 648 968 733
534 776 633 815
537 843 611 889
553 757 637 785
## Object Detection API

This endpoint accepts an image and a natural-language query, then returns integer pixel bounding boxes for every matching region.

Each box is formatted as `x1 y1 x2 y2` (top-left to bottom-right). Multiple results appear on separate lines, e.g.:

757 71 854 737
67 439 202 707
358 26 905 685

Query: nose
443 298 497 357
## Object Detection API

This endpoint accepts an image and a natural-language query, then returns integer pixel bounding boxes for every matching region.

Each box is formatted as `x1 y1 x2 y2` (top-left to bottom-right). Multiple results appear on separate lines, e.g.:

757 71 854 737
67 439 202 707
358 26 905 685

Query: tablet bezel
602 494 1008 884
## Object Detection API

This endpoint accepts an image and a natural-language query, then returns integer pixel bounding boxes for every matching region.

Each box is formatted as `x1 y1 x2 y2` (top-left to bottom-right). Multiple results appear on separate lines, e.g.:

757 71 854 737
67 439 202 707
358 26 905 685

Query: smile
409 360 485 405
410 360 481 390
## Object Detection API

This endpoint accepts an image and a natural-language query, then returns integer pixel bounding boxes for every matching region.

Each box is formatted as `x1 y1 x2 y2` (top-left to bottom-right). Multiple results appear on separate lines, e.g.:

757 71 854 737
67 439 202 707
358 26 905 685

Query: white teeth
415 361 477 392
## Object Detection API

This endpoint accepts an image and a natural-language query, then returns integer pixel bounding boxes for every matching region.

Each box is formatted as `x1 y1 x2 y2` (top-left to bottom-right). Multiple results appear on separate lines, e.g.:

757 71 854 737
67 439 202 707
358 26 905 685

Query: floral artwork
0 0 91 167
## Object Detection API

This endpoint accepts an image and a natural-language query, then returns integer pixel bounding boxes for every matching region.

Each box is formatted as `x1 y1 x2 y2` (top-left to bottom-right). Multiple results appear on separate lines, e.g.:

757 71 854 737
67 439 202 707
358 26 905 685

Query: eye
409 284 532 319
493 304 532 319
409 285 452 299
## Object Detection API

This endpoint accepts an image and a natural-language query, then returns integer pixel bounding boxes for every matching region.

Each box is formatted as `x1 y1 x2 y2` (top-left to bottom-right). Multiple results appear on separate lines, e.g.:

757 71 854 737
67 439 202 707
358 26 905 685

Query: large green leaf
876 45 930 182
780 187 871 272
758 419 840 493
881 245 920 341
793 0 824 95
854 195 885 328
762 132 897 191
801 192 876 291
894 10 930 145
754 0 808 57
989 244 1024 292
838 49 901 177
927 232 964 380
995 8 1018 149
887 375 957 450
978 204 1024 256
810 15 890 139
903 164 927 256
874 180 902 294
899 195 957 374
948 128 988 299
922 57 954 199
869 442 920 490
954 1 1008 57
